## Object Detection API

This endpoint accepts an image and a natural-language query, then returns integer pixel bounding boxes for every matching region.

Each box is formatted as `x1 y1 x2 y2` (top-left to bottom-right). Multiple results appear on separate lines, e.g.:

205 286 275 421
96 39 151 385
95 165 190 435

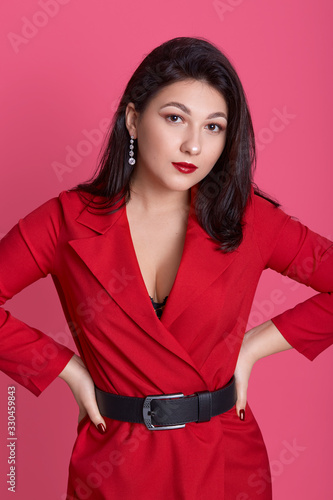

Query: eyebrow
159 101 228 121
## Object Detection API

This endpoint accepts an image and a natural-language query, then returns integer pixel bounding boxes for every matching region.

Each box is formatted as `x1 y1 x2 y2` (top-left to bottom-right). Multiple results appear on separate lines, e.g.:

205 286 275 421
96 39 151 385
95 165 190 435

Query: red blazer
1 187 332 499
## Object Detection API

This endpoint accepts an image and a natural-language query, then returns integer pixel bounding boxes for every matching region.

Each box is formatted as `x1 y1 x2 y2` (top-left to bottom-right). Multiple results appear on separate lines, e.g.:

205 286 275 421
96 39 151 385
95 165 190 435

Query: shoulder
17 189 94 235
241 187 294 263
36 188 97 222
58 188 95 212
245 187 291 233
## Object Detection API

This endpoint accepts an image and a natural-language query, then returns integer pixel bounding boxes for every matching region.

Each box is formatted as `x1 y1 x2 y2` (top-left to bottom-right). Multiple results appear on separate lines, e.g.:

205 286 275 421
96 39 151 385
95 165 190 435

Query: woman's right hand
58 354 107 434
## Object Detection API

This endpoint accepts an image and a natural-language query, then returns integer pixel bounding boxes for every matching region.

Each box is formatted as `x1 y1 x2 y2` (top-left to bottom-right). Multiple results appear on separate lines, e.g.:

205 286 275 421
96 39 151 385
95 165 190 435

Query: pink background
0 0 332 498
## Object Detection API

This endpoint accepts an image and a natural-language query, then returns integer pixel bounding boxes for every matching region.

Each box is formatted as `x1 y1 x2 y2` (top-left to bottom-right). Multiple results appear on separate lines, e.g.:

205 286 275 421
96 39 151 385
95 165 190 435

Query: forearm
241 319 293 366
234 320 294 419
58 353 86 385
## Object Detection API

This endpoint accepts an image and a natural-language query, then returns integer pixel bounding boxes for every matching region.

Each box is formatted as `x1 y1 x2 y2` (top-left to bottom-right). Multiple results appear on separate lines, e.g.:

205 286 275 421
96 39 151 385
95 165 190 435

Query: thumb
235 376 248 421
81 399 107 435
79 397 107 434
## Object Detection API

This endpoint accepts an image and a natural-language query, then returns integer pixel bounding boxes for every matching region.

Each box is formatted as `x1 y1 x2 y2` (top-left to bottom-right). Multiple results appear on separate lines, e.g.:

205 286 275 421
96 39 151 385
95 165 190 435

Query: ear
125 102 139 139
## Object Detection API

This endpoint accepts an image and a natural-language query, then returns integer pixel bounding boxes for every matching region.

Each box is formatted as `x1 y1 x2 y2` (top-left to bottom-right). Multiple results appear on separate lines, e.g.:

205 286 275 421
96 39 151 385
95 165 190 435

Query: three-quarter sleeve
252 193 333 361
0 194 75 396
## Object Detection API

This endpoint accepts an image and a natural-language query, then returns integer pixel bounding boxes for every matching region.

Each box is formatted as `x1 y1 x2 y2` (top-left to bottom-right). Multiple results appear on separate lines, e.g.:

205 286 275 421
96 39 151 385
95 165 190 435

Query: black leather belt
95 375 236 431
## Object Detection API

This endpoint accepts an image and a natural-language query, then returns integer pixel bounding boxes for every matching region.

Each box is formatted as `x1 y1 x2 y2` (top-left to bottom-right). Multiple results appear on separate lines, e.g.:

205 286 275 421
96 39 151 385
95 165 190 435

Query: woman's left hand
234 320 293 420
233 330 256 420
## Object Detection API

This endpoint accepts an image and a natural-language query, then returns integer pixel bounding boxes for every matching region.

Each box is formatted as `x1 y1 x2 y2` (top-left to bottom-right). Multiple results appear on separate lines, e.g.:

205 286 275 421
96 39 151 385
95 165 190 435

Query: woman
0 37 332 499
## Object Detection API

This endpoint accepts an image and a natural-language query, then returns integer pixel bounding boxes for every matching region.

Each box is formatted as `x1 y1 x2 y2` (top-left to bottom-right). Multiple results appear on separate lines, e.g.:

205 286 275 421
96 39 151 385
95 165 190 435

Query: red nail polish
97 423 106 434
239 409 245 421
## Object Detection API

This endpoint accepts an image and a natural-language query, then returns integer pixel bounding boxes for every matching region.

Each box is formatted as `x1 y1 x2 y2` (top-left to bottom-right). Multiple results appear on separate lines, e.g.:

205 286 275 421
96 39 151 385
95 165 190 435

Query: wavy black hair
71 36 278 252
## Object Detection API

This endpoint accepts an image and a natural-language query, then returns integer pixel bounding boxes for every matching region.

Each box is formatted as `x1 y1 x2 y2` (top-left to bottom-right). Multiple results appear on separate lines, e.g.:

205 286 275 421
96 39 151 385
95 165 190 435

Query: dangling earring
128 135 136 165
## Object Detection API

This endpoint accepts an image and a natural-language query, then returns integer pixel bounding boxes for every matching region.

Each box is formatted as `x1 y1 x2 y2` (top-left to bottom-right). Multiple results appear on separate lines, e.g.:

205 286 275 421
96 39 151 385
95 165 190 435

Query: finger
235 379 248 419
84 400 107 434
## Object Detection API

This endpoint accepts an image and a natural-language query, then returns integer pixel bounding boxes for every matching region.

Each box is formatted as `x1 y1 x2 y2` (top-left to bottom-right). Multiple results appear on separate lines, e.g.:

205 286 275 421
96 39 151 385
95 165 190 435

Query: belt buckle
143 393 185 431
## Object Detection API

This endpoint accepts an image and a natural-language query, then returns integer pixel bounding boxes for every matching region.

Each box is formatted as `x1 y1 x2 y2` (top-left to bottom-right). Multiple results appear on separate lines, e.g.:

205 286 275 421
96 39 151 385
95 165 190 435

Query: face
125 79 228 194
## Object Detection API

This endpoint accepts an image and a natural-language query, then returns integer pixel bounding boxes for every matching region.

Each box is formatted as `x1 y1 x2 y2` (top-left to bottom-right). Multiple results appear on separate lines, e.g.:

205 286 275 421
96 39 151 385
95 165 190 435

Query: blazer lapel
160 213 238 329
68 190 238 374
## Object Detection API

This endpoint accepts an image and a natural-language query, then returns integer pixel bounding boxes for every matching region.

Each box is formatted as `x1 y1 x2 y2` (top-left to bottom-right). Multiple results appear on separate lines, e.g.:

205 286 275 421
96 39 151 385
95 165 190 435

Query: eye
166 114 183 123
206 123 224 133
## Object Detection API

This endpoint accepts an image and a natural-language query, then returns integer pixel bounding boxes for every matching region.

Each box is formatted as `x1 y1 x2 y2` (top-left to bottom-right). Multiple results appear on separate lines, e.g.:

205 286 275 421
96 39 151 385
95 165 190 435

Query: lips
172 162 198 174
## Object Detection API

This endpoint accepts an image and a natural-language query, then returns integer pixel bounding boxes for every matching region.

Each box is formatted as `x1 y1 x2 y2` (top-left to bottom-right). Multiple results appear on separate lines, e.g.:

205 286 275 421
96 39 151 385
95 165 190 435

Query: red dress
0 187 332 499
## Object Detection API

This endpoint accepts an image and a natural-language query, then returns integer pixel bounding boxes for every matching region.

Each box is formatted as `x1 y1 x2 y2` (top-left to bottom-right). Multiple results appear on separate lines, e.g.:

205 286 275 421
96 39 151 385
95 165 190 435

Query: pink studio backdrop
0 1 332 499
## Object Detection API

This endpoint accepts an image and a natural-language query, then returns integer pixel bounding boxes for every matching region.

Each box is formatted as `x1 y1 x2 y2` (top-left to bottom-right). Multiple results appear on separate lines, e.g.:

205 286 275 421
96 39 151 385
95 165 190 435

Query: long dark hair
71 36 278 252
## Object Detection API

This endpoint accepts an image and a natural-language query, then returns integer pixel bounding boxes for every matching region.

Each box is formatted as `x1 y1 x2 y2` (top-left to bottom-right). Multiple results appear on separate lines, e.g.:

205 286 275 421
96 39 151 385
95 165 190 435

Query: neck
128 177 192 216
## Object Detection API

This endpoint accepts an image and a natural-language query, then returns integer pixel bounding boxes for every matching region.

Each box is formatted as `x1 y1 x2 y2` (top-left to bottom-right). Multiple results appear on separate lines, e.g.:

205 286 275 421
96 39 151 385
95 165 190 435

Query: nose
180 128 202 155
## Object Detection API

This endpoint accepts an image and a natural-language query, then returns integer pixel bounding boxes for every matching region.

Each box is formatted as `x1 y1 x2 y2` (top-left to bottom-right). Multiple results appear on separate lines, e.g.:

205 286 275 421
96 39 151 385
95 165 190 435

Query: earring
128 135 136 165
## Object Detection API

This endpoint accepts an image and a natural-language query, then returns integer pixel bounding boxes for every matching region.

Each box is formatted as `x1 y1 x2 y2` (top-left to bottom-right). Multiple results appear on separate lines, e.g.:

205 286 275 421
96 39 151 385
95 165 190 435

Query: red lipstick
172 162 198 174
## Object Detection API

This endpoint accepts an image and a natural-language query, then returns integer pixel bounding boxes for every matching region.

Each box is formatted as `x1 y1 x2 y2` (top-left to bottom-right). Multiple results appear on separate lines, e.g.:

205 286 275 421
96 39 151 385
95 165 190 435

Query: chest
126 207 189 303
